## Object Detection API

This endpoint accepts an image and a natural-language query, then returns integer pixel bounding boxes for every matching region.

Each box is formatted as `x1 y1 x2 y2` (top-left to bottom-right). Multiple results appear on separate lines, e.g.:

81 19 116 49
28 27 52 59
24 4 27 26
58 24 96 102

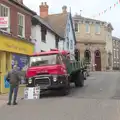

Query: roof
32 50 69 56
73 15 114 30
43 13 68 38
9 0 36 15
112 36 120 41
33 15 61 37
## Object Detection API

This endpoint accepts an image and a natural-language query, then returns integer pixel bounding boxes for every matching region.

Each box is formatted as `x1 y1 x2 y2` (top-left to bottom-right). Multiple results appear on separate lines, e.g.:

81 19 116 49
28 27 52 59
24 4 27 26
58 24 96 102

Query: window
70 40 73 49
55 35 59 48
67 23 70 32
0 4 9 31
66 37 69 49
41 25 46 42
18 13 25 37
114 49 116 58
74 22 78 32
30 54 61 67
86 23 90 33
95 24 100 33
116 49 119 59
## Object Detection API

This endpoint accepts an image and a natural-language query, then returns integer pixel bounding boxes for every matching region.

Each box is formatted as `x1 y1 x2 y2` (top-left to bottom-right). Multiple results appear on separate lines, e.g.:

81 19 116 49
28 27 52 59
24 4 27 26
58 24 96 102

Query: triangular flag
104 10 107 13
114 3 116 7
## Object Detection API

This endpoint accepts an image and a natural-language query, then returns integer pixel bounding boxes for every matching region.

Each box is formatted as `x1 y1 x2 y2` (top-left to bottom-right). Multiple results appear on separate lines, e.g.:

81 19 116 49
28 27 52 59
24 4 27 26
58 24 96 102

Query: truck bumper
26 74 68 90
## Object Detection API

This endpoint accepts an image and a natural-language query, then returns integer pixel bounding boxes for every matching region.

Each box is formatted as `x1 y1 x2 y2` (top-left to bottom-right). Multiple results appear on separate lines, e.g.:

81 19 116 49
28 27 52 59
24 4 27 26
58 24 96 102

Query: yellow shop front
0 34 34 93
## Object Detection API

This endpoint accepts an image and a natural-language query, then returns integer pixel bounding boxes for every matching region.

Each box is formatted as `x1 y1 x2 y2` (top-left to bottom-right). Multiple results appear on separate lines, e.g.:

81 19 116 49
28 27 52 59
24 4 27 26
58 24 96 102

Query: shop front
0 34 34 93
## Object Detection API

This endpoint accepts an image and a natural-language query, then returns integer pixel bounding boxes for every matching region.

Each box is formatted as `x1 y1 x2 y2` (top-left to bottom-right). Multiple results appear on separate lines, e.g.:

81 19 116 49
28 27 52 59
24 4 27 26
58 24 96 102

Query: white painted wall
64 13 75 55
31 25 56 52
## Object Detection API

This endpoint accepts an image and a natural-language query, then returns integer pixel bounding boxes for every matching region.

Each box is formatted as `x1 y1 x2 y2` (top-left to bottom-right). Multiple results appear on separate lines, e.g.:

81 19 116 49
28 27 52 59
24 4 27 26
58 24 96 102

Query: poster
12 54 29 71
24 86 40 100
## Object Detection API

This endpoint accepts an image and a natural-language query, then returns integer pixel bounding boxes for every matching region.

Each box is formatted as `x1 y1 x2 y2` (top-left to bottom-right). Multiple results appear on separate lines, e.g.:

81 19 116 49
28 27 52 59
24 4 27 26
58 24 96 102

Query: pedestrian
6 65 21 105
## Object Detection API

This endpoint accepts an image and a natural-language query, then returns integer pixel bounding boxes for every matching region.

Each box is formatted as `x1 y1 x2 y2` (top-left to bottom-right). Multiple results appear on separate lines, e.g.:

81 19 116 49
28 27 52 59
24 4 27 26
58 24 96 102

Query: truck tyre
75 72 84 87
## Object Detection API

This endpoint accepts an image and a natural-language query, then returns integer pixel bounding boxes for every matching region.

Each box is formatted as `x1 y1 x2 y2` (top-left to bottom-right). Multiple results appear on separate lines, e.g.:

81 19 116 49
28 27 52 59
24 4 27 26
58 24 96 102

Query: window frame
85 23 90 33
0 3 10 32
41 25 47 43
95 24 100 34
74 22 79 32
17 12 25 38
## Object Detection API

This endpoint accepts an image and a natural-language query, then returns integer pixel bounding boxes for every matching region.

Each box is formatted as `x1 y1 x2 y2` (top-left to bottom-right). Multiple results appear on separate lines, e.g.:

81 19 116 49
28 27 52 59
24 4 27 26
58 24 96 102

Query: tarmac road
0 72 120 120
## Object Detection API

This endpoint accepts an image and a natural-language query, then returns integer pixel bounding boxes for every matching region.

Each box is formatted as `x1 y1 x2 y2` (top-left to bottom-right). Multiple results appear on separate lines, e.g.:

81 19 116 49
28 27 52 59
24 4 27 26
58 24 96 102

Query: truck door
61 54 71 74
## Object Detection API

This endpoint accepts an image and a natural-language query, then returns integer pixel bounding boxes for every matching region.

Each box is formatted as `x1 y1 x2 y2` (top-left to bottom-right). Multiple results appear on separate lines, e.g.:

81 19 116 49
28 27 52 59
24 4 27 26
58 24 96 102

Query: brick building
0 0 36 93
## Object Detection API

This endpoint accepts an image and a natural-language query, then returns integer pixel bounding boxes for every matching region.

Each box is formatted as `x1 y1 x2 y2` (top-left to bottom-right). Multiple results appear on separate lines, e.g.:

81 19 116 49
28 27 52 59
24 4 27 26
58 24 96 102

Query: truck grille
35 77 50 85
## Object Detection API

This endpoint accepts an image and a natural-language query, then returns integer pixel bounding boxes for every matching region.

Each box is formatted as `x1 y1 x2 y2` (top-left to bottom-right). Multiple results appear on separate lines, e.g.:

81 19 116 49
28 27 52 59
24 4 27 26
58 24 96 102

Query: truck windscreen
29 54 60 67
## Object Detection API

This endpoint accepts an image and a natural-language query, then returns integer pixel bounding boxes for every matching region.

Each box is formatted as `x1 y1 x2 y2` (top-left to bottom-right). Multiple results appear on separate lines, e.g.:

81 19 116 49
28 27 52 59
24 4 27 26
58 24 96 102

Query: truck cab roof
31 49 70 56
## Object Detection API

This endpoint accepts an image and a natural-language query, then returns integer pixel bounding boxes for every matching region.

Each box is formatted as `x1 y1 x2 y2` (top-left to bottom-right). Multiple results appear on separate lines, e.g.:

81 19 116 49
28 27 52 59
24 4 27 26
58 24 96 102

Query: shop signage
0 17 9 28
0 35 34 55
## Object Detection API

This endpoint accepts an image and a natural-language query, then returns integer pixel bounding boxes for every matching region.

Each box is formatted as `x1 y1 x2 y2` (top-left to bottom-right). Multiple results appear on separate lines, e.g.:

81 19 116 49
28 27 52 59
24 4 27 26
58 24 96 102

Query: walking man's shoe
13 102 18 105
7 102 11 105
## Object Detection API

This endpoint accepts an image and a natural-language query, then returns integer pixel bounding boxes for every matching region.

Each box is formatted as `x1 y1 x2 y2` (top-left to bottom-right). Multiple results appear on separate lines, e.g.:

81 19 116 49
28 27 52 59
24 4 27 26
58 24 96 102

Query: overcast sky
24 0 120 37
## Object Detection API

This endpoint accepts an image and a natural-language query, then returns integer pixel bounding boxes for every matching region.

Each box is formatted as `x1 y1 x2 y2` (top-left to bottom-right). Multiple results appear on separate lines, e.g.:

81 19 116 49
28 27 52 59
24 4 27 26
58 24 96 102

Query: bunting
92 0 119 18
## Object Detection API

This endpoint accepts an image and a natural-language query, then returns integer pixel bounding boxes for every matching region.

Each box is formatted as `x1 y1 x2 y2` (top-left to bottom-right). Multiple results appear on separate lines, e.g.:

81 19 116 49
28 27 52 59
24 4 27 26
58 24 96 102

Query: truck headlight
28 78 32 84
53 77 57 82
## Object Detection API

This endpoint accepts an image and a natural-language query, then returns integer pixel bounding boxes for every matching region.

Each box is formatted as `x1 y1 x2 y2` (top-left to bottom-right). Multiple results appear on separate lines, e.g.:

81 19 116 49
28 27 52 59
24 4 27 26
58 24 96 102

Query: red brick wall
0 0 32 40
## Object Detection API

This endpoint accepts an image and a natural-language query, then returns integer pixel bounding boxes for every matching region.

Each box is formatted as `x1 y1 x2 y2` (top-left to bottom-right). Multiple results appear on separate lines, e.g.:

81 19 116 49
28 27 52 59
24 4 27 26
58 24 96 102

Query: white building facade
31 15 60 52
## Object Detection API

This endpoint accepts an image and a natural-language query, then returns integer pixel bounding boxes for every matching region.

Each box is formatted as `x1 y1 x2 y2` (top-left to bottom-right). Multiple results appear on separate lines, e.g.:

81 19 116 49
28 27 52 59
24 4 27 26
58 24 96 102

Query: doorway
94 50 101 71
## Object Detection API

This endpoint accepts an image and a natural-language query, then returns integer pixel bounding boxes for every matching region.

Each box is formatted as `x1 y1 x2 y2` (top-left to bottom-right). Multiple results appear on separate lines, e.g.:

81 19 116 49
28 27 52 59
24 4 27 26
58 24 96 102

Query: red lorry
25 49 87 95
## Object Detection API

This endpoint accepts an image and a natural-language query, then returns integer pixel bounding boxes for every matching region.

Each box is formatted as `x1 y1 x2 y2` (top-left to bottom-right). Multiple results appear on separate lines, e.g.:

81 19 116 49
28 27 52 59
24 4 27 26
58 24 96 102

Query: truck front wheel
75 72 84 87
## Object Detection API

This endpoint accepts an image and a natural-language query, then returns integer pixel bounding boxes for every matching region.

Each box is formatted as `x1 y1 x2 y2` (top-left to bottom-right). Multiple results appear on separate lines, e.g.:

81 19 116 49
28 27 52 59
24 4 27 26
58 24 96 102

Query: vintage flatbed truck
25 49 88 95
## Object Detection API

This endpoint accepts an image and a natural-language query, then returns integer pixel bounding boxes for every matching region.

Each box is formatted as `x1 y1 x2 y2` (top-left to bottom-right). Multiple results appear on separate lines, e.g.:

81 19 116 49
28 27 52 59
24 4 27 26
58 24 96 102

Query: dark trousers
8 84 19 103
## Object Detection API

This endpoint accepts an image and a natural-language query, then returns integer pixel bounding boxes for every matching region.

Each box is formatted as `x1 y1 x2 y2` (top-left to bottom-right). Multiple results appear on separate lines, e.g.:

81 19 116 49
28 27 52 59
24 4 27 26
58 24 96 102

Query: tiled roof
33 15 61 37
43 13 68 38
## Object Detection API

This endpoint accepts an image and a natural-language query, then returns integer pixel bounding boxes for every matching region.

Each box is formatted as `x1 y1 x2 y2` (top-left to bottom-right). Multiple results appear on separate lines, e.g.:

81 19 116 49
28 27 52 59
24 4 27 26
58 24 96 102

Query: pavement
0 72 120 120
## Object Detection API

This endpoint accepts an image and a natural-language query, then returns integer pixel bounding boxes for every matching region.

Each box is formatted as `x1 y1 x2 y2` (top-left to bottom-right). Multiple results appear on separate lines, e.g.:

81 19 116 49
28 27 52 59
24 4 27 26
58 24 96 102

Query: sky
24 0 120 37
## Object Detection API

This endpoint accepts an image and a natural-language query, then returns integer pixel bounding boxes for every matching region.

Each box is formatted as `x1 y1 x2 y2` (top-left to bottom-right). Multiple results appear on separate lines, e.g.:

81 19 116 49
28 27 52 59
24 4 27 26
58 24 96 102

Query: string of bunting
92 0 120 18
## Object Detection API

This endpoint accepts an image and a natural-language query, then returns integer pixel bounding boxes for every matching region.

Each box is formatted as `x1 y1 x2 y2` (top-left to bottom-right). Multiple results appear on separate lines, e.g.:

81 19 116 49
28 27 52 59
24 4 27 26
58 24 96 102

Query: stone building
73 15 113 71
112 36 120 69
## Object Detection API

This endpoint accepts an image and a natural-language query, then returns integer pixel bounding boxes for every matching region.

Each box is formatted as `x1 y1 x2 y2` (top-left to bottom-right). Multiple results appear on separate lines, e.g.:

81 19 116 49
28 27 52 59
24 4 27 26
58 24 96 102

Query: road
0 72 120 120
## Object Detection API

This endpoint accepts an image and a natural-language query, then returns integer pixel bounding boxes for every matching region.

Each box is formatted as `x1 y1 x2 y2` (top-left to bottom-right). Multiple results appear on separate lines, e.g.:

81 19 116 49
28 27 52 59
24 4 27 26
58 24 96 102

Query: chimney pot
62 5 67 13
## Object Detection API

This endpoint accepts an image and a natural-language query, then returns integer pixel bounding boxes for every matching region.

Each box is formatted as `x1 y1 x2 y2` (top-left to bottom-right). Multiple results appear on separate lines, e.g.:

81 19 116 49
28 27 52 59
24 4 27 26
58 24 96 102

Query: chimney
40 2 49 18
62 5 67 13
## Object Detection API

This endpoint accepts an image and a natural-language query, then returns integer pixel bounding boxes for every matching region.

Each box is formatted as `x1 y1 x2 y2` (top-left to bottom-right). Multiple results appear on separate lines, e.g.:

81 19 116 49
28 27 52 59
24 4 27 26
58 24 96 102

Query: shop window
18 13 25 37
12 54 29 84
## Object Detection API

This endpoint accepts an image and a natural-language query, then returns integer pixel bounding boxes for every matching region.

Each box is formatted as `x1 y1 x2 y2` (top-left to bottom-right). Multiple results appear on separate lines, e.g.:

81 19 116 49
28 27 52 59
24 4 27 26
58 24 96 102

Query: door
94 50 101 71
